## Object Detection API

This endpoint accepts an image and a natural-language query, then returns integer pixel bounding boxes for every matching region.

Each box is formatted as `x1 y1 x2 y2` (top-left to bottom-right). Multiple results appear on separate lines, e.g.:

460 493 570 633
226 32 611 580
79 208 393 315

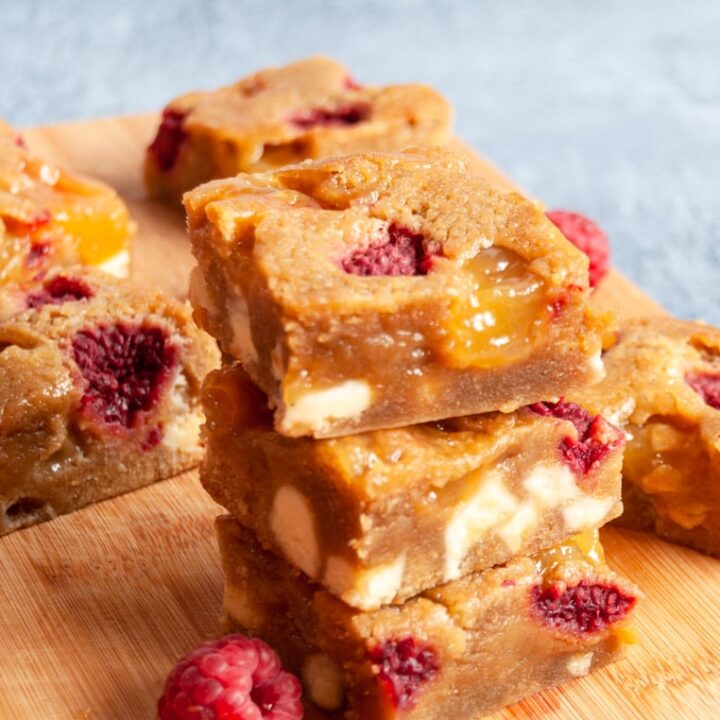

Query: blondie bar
0 267 219 535
145 56 452 204
202 364 624 608
0 119 133 284
573 317 720 556
218 517 638 719
187 148 607 438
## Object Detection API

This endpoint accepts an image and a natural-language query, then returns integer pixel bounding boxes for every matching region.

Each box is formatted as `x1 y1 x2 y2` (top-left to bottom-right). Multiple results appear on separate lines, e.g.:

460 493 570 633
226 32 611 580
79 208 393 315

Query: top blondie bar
144 56 452 203
0 119 133 284
186 147 607 438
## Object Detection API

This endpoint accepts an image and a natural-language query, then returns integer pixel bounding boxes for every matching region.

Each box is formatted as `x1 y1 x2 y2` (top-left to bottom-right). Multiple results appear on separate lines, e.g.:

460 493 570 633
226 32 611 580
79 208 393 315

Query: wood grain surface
0 115 716 720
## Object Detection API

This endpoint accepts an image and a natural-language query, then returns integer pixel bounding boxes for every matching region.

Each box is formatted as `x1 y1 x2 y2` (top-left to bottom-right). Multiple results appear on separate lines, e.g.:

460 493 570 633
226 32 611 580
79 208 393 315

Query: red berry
342 223 440 277
686 372 720 410
26 241 51 269
26 275 93 310
158 635 303 720
287 103 369 130
531 580 636 634
530 400 624 476
148 109 188 172
547 210 609 288
71 323 176 428
370 636 439 710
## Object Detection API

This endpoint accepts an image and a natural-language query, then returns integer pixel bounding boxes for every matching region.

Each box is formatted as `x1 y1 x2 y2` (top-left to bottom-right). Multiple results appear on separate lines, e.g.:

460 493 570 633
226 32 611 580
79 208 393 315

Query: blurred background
2 0 719 322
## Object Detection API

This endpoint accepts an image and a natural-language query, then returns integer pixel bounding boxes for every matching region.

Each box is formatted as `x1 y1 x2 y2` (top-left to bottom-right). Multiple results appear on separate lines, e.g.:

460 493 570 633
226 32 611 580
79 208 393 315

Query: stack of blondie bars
185 147 639 718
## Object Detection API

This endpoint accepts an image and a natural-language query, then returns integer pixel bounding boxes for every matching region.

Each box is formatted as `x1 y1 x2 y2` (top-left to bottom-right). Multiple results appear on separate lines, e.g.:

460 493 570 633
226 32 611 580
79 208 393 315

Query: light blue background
2 0 719 322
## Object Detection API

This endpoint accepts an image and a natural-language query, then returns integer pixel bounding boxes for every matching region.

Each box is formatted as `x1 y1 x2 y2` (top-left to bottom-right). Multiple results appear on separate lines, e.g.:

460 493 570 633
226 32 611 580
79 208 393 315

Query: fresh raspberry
71 323 176 429
343 75 363 91
547 210 609 288
158 634 303 720
148 109 188 172
342 223 440 277
370 636 439 710
14 134 26 148
26 275 93 309
686 372 720 410
530 400 624 476
288 102 370 130
531 580 636 634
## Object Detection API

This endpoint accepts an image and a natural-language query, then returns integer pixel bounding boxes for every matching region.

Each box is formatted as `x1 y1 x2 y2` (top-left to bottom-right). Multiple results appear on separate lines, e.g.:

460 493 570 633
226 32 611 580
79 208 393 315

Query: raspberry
531 580 636 634
148 109 188 172
343 75 363 91
26 241 51 269
158 635 303 720
546 210 609 288
288 102 369 130
370 636 439 710
342 224 440 277
26 275 93 309
71 323 176 428
686 372 720 410
530 400 624 476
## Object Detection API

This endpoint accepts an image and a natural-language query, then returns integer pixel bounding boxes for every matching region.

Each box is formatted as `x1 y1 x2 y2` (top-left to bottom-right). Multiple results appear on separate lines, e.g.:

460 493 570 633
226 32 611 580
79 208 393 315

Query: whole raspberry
71 323 176 428
158 635 303 720
546 210 609 288
148 109 188 172
26 275 93 309
531 580 636 634
686 371 720 410
530 400 624 476
287 103 369 130
370 636 439 710
342 224 440 277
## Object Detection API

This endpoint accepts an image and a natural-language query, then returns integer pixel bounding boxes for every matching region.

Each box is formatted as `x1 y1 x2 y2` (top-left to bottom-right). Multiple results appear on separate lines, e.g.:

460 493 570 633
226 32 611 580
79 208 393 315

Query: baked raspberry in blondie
186 147 607 438
202 363 624 609
218 517 638 719
0 268 219 535
144 56 451 204
573 317 720 556
0 119 134 285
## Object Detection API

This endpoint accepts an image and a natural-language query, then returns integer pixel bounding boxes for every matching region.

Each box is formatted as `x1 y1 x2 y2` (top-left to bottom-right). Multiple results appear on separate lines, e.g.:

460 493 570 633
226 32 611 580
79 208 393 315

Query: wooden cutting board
0 115 717 720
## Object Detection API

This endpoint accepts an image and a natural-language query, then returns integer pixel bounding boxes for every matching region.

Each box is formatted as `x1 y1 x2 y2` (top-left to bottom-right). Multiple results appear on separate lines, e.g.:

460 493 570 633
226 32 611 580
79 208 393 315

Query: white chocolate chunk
282 380 372 435
563 497 615 531
227 290 258 363
497 501 538 554
444 471 519 581
523 465 579 507
302 654 345 710
566 652 594 677
270 486 320 579
326 555 406 610
162 371 202 451
224 585 262 629
97 249 130 278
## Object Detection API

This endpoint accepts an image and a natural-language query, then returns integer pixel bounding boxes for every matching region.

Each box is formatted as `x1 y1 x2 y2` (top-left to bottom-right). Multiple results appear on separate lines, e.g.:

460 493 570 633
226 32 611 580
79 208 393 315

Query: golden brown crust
572 316 720 554
0 267 219 535
202 362 624 608
217 517 638 720
145 56 452 202
187 147 606 437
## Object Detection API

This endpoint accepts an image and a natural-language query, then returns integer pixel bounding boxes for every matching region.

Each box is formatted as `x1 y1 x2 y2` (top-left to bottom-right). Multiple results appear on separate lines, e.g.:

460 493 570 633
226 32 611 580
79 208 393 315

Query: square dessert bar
218 517 639 719
0 267 219 535
144 55 451 204
202 363 625 609
0 119 134 284
572 317 720 556
186 148 608 438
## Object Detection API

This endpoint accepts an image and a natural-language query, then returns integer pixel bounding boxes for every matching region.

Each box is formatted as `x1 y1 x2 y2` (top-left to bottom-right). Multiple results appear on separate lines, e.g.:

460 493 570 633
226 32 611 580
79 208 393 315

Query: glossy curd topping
0 122 132 283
